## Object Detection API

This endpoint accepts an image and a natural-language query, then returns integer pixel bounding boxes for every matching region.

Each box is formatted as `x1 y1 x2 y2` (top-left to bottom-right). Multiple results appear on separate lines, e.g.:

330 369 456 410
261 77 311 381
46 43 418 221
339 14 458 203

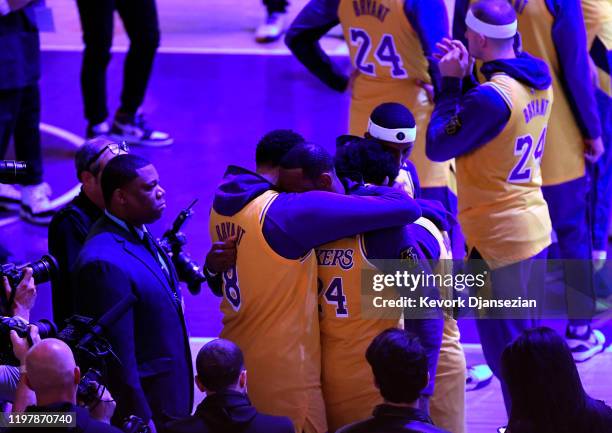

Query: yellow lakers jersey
338 0 453 189
316 235 401 433
503 0 586 184
209 190 326 433
583 0 612 96
456 74 553 268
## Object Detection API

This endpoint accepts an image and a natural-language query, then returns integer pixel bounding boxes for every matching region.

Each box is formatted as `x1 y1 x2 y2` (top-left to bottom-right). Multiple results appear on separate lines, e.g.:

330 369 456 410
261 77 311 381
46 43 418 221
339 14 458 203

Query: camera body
122 415 151 433
158 200 206 295
0 316 57 365
0 254 58 290
77 368 103 406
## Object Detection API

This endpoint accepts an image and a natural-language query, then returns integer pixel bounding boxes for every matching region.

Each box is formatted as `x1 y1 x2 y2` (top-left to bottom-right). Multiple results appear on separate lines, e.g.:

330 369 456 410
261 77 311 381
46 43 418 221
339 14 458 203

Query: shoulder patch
400 246 420 268
444 114 462 135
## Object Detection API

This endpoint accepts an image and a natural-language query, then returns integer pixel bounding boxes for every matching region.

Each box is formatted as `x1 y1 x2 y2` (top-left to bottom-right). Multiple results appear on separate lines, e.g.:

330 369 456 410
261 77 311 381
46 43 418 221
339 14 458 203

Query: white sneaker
0 183 21 211
20 183 56 225
110 113 173 147
255 12 286 43
466 364 494 391
86 121 111 139
566 326 606 362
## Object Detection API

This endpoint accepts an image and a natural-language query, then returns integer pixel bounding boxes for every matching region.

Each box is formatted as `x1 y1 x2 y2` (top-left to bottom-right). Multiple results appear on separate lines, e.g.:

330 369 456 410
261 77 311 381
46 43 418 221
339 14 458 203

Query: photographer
6 338 123 433
0 267 36 403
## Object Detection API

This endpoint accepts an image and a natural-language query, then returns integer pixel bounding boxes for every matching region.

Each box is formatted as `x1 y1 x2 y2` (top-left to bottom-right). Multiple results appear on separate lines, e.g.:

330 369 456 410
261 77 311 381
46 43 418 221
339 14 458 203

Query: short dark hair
196 339 244 392
101 154 152 207
255 129 306 167
366 329 428 404
75 137 119 180
472 0 517 28
279 142 334 181
335 137 399 185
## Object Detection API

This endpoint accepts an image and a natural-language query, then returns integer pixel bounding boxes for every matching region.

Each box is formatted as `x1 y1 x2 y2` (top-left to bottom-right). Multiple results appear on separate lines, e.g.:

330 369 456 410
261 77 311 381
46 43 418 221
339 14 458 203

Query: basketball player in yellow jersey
453 0 607 360
358 104 466 433
209 130 423 433
426 0 552 411
277 139 445 433
285 0 468 262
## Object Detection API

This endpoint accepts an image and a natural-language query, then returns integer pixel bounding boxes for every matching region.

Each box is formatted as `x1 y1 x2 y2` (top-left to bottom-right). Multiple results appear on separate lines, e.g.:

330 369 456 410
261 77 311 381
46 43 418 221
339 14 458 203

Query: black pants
263 0 288 14
76 0 160 125
0 85 43 186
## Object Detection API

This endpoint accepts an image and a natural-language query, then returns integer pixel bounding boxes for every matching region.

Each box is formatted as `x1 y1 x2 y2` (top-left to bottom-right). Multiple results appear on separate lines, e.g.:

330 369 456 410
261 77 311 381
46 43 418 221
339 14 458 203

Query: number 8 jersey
209 189 326 433
457 73 553 268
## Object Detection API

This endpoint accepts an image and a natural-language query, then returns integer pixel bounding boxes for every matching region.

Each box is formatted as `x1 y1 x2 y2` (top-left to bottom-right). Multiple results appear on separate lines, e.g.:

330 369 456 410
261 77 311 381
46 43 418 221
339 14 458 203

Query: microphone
76 294 137 351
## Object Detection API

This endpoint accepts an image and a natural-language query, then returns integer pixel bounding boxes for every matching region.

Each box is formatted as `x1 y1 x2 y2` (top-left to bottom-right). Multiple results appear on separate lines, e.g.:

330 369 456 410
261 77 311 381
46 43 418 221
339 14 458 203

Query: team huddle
207 0 611 432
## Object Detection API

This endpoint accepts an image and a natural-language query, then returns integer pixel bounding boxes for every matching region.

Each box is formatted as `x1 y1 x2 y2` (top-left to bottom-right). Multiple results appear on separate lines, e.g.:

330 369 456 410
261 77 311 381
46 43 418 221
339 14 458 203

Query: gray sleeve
0 365 20 401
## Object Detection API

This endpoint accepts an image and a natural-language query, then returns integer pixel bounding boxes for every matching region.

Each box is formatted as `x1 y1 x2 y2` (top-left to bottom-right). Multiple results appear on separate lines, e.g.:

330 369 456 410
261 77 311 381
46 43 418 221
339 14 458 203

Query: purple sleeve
405 0 449 96
452 0 470 41
285 0 348 91
263 187 422 259
550 0 601 139
364 225 440 261
426 77 510 161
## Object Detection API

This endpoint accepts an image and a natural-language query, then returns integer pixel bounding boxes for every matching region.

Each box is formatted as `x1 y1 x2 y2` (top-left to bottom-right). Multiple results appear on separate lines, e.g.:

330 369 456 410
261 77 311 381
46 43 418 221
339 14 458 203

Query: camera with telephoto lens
0 254 58 291
0 316 57 365
122 415 151 433
158 199 206 295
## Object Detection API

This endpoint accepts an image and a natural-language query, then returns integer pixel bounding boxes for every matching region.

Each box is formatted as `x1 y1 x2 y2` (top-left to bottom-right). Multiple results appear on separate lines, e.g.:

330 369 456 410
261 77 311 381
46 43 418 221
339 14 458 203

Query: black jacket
48 190 102 325
72 215 193 427
4 402 123 433
164 391 294 433
336 404 450 433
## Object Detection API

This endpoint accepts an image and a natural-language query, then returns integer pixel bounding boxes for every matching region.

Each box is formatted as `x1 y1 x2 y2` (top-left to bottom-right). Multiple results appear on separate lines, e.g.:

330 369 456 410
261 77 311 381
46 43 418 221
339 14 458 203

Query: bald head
26 339 79 396
471 0 517 28
465 0 517 61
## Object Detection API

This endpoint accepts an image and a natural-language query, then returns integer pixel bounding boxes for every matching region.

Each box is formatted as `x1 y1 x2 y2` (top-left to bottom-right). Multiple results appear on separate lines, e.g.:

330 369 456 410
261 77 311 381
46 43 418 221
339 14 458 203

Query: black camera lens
0 160 28 184
19 254 58 285
31 319 58 339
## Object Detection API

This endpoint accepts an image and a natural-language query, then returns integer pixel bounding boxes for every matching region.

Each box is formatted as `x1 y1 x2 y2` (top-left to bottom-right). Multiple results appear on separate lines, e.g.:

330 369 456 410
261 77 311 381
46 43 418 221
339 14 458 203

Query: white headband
367 118 416 144
465 9 517 39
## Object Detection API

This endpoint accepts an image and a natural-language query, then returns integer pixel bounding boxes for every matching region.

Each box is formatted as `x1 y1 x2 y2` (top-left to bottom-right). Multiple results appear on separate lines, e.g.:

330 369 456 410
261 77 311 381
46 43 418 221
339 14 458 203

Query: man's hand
435 38 473 79
3 267 36 321
584 136 604 163
439 48 466 78
10 325 40 365
86 384 116 425
205 236 237 274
